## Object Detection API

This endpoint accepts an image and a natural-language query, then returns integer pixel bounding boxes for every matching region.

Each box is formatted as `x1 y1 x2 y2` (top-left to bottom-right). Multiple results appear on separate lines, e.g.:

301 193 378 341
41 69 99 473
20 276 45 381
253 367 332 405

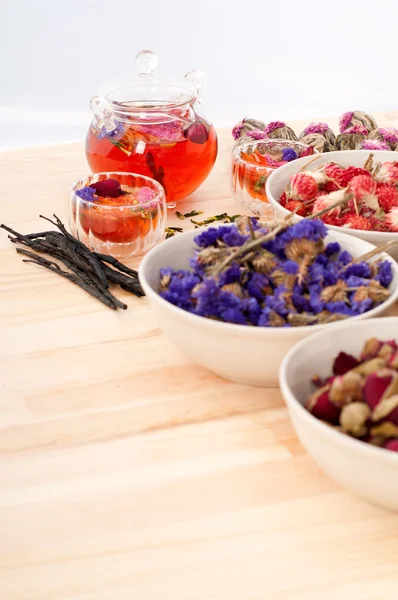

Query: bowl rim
139 226 398 336
265 149 398 239
279 315 398 462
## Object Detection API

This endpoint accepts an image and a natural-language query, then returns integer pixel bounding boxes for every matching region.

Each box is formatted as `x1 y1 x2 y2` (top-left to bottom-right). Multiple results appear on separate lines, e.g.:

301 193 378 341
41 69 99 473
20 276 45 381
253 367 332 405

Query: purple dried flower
351 298 373 314
221 226 248 247
246 272 270 301
283 260 299 275
194 227 220 248
75 186 96 201
341 262 371 280
97 122 124 140
375 261 393 288
324 242 341 256
281 147 298 162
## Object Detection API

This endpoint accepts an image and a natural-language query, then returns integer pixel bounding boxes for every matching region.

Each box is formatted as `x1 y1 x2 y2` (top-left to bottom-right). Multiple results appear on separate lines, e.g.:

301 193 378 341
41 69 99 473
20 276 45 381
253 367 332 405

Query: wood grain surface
1 117 398 600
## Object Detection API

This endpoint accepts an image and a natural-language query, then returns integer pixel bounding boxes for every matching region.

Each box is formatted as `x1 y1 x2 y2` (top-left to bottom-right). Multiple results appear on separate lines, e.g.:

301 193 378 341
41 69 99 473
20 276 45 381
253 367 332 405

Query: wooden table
1 117 398 600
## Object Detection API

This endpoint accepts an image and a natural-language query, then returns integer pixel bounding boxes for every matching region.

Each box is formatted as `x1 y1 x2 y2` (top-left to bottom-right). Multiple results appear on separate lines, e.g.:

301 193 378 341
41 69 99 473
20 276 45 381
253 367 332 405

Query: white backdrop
1 0 397 149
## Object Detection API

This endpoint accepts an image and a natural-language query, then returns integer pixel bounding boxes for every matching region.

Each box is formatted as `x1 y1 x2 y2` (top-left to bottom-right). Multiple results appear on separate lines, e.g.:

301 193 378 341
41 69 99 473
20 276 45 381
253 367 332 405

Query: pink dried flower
303 122 330 135
232 122 245 140
138 186 155 202
349 174 379 211
375 161 398 184
343 124 369 135
357 139 390 151
246 130 269 140
379 128 398 144
386 207 398 231
339 111 354 133
265 121 286 134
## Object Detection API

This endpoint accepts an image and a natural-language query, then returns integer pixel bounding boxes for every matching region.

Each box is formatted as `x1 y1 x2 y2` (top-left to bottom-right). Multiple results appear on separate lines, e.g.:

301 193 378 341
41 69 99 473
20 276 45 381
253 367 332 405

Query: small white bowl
266 150 398 260
279 317 398 511
139 227 398 386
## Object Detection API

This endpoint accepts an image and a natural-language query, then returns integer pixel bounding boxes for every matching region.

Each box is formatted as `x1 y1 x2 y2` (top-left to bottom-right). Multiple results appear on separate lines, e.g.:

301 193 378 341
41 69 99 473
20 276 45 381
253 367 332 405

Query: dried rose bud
388 351 398 369
339 111 377 133
372 394 398 424
336 125 369 150
299 122 336 146
339 402 370 437
333 352 359 375
329 371 364 406
354 357 387 376
364 369 398 424
375 161 398 184
370 422 398 445
306 386 341 424
361 338 397 361
299 133 335 153
89 178 122 198
383 439 398 452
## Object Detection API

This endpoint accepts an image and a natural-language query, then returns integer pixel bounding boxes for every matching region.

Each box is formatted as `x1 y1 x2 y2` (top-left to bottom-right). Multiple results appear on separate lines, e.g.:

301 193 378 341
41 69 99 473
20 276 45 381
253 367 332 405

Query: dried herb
176 210 204 220
1 215 144 310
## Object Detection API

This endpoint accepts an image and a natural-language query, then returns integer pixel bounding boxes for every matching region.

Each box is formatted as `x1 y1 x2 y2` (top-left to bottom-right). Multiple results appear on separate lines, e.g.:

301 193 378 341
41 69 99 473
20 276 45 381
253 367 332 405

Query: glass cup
69 172 166 258
231 139 317 219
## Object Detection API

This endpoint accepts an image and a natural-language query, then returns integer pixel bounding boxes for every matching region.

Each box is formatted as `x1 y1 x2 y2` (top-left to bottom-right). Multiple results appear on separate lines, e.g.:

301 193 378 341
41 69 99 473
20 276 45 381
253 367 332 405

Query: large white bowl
266 149 398 260
139 227 398 386
279 317 398 511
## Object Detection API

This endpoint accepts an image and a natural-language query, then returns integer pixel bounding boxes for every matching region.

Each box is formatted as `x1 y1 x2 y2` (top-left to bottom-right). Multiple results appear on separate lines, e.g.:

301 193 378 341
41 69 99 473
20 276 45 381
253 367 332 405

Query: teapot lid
105 50 200 109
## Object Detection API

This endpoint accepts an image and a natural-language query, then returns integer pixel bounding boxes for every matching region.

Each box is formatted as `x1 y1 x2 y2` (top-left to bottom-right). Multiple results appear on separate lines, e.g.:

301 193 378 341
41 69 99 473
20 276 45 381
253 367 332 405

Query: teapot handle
89 96 115 132
185 70 206 105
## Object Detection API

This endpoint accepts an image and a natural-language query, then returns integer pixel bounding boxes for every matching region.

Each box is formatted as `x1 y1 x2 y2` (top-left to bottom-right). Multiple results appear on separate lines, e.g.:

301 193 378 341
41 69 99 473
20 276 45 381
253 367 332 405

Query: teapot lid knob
136 50 158 76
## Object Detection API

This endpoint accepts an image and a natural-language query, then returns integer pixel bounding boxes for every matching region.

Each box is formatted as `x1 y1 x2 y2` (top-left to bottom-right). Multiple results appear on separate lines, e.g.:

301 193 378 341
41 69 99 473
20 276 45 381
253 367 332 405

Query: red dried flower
340 167 373 187
343 215 373 231
323 162 346 186
376 183 398 213
349 174 379 211
288 172 320 201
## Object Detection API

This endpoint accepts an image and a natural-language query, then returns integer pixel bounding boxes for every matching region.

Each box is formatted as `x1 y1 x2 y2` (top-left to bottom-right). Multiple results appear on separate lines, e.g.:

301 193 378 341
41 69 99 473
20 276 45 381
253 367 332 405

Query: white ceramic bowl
266 150 398 260
139 227 398 386
279 317 398 511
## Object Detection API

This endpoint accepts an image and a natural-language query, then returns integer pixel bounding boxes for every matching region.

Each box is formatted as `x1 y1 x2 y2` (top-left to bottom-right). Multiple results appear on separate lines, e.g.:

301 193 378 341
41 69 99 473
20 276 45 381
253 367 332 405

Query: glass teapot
86 50 218 206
